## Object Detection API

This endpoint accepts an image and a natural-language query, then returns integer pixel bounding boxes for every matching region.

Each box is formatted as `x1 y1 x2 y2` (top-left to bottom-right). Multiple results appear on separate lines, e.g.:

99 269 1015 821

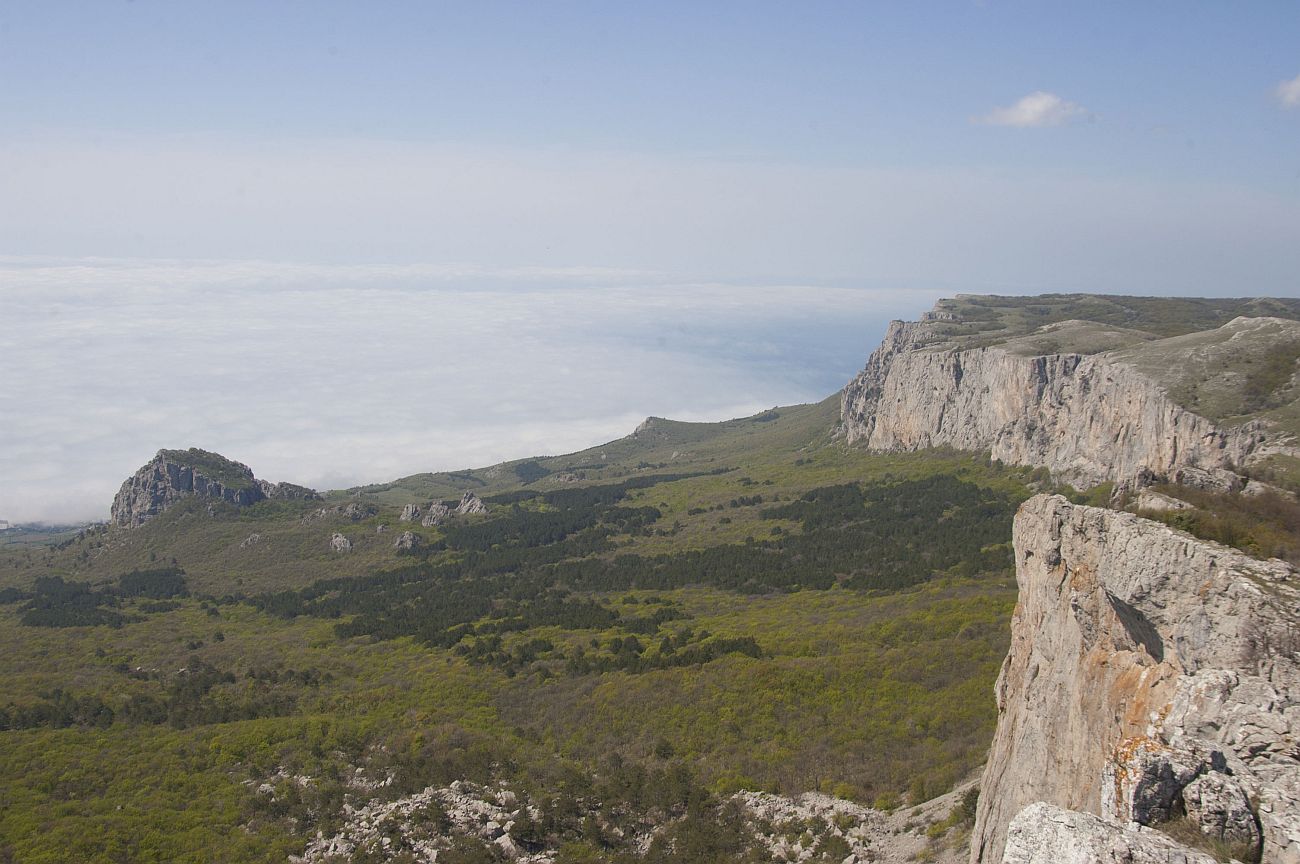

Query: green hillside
0 392 1041 863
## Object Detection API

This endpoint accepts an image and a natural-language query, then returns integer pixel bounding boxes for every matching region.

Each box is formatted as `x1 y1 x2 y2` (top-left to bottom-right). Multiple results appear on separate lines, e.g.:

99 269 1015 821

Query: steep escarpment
972 494 1300 864
842 316 1265 489
111 448 319 528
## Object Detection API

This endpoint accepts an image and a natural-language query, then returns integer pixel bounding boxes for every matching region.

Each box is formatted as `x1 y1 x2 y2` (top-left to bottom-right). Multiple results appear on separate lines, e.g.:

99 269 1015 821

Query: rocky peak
110 448 319 528
972 494 1300 864
455 492 489 516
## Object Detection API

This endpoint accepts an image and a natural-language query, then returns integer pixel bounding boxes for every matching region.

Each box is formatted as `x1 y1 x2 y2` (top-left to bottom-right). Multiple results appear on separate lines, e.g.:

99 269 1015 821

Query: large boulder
1002 803 1218 864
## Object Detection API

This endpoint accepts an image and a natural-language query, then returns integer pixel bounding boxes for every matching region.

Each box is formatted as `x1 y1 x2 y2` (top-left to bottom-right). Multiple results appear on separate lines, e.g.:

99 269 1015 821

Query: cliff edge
972 494 1300 864
841 314 1271 490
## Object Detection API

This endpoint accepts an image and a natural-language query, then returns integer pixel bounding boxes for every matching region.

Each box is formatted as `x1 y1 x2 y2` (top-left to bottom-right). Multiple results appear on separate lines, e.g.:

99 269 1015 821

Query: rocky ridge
111 448 319 528
971 494 1300 864
841 312 1274 490
288 776 973 864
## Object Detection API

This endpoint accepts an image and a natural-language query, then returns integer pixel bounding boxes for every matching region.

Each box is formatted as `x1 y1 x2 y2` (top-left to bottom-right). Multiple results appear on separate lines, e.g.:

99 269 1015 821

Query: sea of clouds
1 257 944 524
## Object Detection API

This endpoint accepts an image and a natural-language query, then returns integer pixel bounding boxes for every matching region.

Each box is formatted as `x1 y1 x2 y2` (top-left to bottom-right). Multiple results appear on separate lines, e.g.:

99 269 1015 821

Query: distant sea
0 257 945 523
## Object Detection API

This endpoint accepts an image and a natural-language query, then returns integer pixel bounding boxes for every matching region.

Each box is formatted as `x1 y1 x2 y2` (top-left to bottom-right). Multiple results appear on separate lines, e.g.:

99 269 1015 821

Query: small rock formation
303 503 377 523
111 448 319 528
256 480 319 501
393 531 421 551
420 503 452 527
841 312 1265 490
971 494 1300 864
239 533 261 549
399 503 421 522
455 492 489 516
330 533 352 553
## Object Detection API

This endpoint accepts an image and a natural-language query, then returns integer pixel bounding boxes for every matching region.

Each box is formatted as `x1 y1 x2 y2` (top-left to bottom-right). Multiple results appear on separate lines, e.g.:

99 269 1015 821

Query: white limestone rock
1001 803 1217 864
841 316 1263 489
971 495 1299 864
456 492 489 516
421 503 452 527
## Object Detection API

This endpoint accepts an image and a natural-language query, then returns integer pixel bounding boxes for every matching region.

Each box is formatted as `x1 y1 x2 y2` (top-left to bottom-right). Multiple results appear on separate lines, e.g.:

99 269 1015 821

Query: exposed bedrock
841 319 1263 489
971 494 1299 864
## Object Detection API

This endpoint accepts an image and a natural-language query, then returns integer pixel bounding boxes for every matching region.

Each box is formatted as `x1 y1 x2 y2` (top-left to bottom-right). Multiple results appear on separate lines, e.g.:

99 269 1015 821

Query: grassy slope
0 391 1035 863
918 294 1300 350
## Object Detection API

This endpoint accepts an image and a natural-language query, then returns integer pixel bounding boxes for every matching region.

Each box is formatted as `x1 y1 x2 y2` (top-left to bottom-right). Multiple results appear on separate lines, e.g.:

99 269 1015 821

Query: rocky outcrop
111 448 319 528
393 531 421 551
841 317 1262 489
330 533 352 553
421 503 452 527
399 503 421 522
456 492 489 516
257 480 320 501
972 495 1300 864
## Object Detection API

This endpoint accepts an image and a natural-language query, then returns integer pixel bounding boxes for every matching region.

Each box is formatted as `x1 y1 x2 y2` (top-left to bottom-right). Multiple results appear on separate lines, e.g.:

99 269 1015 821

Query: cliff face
111 449 318 528
972 494 1300 864
841 319 1262 489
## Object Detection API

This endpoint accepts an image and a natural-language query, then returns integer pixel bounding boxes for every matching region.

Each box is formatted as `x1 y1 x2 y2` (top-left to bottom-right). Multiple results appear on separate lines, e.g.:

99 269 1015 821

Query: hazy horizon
4 258 958 524
3 3 1298 522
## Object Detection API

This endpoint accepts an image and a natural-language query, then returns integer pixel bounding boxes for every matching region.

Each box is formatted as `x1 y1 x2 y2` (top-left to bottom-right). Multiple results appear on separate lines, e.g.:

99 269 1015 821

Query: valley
3 294 1300 864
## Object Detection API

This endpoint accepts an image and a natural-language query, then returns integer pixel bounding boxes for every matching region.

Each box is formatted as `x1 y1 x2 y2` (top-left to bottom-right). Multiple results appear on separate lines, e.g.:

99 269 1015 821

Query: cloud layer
0 259 937 524
978 91 1088 127
1278 74 1300 108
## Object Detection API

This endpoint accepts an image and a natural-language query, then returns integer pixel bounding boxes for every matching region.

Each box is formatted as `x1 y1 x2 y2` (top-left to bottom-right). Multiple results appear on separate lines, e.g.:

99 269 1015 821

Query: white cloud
978 91 1088 127
1278 73 1300 108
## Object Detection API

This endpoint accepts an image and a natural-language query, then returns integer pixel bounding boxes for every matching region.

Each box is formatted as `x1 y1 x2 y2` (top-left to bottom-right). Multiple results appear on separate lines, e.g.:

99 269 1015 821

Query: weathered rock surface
456 492 489 516
841 315 1264 489
393 530 421 551
972 494 1300 864
420 503 451 527
111 448 319 528
399 503 421 522
1001 803 1217 864
330 533 352 553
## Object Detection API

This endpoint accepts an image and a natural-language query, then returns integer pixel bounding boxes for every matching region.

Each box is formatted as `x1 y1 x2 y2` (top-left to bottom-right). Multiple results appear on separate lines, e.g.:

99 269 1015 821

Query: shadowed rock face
972 495 1300 864
110 448 318 528
841 316 1262 490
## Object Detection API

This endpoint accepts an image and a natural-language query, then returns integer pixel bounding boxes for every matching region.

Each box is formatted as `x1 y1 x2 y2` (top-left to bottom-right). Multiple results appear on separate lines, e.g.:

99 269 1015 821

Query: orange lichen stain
1109 734 1172 816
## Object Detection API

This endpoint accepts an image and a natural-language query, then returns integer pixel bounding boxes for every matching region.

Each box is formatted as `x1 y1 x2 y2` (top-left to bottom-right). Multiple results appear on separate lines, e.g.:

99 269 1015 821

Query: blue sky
2 3 1298 521
5 3 1299 179
2 2 1298 285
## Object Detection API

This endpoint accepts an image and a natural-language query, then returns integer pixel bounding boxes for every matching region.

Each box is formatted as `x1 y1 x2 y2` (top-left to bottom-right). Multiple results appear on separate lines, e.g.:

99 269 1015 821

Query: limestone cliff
841 315 1266 489
111 448 319 528
972 494 1300 864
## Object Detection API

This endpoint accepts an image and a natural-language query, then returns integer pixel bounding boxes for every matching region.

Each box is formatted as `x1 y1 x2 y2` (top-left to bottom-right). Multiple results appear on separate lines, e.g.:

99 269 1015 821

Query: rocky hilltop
842 297 1300 490
111 448 319 528
972 494 1300 864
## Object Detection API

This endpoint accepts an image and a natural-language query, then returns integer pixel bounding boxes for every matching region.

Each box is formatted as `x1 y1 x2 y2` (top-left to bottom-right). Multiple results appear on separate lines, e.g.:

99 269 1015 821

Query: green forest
0 403 1038 864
